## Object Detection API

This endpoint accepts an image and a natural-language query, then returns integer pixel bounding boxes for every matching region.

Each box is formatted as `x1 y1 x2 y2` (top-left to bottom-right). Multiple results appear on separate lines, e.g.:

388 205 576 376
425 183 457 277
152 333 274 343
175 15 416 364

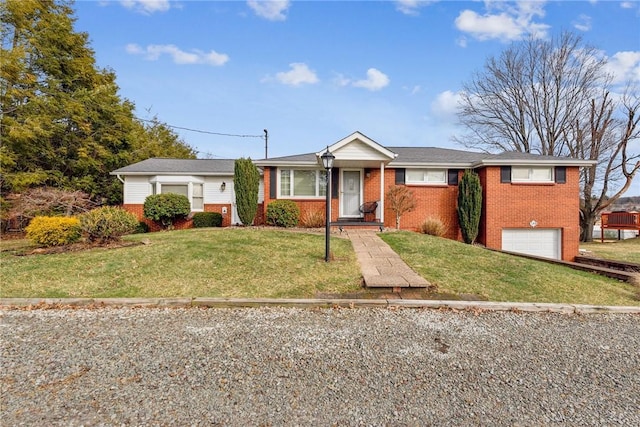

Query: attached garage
502 229 561 260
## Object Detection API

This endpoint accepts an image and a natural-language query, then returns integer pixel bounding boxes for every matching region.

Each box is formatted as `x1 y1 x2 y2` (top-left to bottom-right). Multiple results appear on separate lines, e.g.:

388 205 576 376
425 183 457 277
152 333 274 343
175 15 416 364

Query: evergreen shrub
25 216 82 247
79 206 139 242
266 200 300 228
143 193 191 229
192 212 223 228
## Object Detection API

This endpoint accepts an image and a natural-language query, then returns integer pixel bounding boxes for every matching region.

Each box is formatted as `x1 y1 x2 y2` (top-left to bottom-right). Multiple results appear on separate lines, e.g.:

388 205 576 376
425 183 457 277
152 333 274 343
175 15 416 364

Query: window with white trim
512 166 553 183
406 169 447 184
279 169 327 198
153 182 204 211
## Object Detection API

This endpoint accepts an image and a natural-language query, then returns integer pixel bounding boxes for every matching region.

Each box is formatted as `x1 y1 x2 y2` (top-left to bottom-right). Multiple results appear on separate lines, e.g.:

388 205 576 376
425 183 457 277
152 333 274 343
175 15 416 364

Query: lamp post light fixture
320 147 335 262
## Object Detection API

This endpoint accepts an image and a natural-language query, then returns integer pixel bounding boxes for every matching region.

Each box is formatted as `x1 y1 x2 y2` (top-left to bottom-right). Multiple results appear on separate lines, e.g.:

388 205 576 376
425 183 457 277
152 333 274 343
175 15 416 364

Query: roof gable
317 131 397 162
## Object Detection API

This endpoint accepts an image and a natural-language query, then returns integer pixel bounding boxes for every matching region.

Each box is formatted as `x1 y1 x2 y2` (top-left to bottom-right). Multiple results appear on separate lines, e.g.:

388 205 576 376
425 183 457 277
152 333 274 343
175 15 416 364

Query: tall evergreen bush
457 170 482 244
234 158 260 226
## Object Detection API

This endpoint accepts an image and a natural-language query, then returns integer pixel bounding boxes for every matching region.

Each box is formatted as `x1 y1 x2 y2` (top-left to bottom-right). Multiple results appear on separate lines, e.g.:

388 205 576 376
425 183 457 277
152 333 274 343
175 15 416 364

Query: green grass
2 228 638 305
0 228 362 299
580 238 640 264
380 232 639 306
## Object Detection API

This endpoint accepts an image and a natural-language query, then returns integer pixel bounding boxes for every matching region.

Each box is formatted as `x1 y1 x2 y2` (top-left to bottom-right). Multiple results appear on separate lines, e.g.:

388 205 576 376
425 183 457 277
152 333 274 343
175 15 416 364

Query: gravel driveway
1 307 639 426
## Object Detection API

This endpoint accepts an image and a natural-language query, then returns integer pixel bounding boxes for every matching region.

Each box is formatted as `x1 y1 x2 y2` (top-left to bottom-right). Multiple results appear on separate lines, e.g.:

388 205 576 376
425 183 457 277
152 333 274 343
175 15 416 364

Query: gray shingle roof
388 147 486 165
111 158 238 175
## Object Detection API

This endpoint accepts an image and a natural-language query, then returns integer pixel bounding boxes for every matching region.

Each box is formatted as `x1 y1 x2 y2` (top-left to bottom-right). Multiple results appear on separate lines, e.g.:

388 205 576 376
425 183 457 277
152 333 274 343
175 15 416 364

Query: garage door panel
502 229 561 260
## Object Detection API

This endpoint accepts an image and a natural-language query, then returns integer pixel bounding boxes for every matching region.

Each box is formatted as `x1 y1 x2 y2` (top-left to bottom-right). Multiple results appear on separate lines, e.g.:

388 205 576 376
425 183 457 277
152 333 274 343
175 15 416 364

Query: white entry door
502 229 561 260
340 170 362 217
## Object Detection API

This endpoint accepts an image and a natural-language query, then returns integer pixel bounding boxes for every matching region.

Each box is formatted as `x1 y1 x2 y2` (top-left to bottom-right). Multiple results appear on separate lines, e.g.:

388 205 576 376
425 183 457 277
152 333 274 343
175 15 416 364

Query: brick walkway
346 230 430 288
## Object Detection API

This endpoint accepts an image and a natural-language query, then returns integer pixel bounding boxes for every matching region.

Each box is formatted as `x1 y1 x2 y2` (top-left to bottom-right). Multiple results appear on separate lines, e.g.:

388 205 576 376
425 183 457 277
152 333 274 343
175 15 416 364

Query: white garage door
502 229 561 260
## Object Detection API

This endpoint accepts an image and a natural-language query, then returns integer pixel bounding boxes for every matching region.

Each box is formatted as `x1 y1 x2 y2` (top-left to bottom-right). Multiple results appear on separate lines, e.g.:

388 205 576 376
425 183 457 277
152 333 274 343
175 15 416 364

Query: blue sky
75 1 640 195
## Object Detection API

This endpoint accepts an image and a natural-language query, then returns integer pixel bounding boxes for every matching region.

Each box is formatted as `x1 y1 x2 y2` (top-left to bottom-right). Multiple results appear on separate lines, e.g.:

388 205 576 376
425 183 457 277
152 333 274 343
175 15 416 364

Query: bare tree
565 89 640 241
456 31 639 241
386 186 416 229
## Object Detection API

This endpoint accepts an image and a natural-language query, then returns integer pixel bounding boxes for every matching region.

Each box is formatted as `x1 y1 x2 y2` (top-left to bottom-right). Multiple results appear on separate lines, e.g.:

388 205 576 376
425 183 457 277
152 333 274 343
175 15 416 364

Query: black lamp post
320 147 335 262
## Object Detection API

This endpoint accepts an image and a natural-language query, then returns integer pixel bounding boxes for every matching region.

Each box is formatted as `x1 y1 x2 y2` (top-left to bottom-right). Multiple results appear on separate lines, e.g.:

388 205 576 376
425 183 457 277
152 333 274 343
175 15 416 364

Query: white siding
124 176 152 204
334 140 390 161
204 176 234 204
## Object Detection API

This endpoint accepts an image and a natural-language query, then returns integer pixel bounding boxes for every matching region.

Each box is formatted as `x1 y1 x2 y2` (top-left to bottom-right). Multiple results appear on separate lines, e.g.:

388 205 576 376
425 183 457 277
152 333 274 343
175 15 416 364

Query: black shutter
448 169 459 186
500 166 511 183
555 166 566 184
331 168 339 199
269 167 277 198
395 168 405 185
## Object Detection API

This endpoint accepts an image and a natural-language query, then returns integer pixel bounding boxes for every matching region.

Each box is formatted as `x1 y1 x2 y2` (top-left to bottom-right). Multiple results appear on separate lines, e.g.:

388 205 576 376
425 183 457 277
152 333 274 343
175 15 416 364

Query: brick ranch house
112 131 594 261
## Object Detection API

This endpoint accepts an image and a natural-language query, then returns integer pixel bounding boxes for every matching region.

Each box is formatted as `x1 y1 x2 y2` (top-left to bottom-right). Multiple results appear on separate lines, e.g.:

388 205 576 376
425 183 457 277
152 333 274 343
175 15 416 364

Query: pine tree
234 158 259 226
457 170 482 244
0 0 196 204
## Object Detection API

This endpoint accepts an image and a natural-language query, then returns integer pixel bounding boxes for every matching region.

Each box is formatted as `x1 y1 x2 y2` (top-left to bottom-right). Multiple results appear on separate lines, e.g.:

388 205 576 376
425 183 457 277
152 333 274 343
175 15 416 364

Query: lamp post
320 147 335 262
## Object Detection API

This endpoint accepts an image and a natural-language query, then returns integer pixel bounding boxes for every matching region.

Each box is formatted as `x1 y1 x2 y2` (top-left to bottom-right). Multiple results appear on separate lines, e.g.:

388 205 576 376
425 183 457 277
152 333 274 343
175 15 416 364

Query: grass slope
0 228 362 299
380 232 639 306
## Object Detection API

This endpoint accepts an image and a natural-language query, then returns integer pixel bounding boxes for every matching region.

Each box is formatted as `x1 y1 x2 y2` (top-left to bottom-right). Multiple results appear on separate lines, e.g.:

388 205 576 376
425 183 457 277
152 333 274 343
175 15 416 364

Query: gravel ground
1 307 639 426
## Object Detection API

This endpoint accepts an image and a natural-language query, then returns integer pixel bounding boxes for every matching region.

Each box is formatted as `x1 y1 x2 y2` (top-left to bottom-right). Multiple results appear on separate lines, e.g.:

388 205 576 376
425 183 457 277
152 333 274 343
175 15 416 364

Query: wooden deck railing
600 211 640 242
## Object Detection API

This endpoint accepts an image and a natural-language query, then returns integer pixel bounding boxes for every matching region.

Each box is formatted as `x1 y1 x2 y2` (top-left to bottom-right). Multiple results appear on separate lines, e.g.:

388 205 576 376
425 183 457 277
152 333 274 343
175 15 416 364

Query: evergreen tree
0 0 196 204
234 158 259 226
457 170 482 244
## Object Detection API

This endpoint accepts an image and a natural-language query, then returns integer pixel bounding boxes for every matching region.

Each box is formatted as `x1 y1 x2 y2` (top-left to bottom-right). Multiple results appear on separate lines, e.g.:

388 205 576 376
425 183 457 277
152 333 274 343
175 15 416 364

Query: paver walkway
346 230 430 288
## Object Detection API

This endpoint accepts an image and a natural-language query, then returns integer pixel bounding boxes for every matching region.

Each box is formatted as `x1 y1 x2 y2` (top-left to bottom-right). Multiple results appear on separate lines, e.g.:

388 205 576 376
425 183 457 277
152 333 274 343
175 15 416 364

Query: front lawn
0 228 362 299
380 232 639 306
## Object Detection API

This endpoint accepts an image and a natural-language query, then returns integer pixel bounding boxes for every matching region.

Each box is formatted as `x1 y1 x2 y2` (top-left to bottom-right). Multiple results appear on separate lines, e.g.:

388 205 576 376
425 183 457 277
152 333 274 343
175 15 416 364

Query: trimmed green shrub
143 193 191 229
234 158 260 226
457 170 482 244
192 212 223 228
25 216 82 247
135 221 150 234
266 200 300 228
79 206 139 242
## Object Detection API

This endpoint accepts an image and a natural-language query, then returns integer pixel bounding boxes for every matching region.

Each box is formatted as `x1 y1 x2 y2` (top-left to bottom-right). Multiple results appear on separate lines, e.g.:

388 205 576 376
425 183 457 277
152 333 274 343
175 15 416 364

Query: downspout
116 174 124 184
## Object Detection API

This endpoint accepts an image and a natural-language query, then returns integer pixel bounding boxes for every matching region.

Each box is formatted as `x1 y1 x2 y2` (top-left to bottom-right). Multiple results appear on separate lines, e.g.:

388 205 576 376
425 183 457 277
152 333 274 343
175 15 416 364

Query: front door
340 170 362 217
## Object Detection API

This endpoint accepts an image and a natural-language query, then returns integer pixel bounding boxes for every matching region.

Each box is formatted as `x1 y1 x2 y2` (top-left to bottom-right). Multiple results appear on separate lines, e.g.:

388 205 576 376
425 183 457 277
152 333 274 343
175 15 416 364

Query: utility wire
136 117 264 138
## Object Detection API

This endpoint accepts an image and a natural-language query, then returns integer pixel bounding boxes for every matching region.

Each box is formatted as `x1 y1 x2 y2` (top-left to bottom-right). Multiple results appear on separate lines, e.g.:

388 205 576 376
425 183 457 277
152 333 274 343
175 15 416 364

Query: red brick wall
122 203 266 230
479 167 581 260
380 169 462 240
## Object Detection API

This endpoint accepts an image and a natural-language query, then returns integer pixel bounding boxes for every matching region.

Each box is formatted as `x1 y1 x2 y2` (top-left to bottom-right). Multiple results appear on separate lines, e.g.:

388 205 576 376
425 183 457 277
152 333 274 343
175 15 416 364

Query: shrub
300 209 325 228
25 216 82 247
143 193 191 229
266 200 300 228
419 217 447 237
457 170 482 244
192 212 223 228
234 158 260 225
135 221 150 234
79 206 139 242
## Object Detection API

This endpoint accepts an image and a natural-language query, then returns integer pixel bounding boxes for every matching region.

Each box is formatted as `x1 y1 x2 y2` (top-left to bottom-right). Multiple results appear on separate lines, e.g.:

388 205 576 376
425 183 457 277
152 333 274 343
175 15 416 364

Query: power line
136 117 264 138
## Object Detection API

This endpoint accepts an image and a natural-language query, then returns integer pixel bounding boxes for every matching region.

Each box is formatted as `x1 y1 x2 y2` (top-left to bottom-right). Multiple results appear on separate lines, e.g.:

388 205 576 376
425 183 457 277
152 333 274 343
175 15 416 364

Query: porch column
379 162 385 223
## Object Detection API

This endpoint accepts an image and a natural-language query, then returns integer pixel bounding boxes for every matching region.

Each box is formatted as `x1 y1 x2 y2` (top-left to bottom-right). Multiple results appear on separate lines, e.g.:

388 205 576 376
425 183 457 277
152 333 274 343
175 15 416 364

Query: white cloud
620 2 635 9
573 14 592 32
604 51 640 84
352 68 390 91
394 0 438 16
430 90 461 119
126 43 229 66
120 0 171 14
455 1 550 42
332 73 351 87
247 0 290 21
275 63 319 86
